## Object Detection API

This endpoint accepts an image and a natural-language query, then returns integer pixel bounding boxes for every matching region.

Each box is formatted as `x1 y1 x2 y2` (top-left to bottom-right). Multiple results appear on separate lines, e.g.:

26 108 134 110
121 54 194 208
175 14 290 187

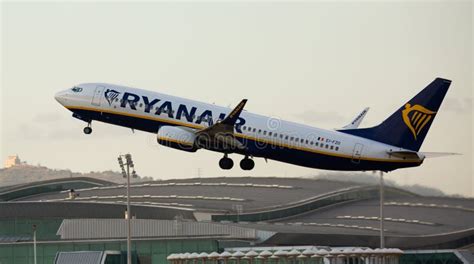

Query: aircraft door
91 86 105 106
351 143 364 164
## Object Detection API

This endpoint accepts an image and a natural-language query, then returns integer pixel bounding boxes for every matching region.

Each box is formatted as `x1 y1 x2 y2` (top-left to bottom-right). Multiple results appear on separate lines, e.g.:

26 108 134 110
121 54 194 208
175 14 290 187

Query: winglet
340 107 370 130
221 99 247 125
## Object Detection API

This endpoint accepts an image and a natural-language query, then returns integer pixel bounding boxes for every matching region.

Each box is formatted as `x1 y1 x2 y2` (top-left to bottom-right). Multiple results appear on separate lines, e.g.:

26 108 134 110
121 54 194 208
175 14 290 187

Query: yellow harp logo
402 103 436 140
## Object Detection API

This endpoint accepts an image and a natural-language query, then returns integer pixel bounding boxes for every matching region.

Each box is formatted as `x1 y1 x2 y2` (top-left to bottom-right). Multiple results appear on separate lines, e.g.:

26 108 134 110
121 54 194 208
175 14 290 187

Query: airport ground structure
0 176 473 264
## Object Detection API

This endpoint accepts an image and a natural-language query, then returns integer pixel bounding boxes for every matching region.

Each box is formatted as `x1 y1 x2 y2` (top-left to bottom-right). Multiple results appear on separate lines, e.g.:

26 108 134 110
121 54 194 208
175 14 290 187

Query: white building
4 155 21 168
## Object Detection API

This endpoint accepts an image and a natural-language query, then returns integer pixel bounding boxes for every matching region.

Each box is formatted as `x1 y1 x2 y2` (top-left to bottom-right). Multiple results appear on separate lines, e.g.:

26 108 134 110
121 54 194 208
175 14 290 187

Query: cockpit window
71 87 83 92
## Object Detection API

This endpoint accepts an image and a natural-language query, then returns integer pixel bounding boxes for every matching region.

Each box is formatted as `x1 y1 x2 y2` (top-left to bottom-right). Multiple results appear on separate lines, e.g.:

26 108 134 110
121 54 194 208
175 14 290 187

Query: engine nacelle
157 126 197 152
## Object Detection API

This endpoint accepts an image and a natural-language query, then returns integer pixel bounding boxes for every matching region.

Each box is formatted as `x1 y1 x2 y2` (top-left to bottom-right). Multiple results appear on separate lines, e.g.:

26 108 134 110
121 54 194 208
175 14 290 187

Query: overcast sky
1 1 472 197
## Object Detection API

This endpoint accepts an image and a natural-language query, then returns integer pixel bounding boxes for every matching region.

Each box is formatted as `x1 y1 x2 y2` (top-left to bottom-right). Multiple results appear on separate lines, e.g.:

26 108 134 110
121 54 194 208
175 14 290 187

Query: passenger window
326 144 329 148
316 142 319 147
268 132 272 136
258 129 262 134
330 145 334 150
300 139 304 143
310 141 314 145
253 128 256 132
263 131 267 135
290 137 294 141
335 147 339 151
285 135 289 140
305 140 309 144
274 133 278 137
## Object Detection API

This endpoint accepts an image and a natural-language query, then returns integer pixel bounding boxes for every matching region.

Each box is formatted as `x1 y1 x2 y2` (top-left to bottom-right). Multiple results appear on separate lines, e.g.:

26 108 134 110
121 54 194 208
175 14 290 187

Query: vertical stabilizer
340 78 451 151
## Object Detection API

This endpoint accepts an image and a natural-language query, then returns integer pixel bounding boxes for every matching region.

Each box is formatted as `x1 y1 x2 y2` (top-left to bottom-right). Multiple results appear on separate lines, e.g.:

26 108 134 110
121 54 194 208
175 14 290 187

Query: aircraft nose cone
54 90 69 105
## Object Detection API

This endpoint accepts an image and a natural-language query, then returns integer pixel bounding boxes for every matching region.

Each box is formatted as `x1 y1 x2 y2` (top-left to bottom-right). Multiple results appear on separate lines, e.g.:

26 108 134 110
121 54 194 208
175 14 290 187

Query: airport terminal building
0 176 473 263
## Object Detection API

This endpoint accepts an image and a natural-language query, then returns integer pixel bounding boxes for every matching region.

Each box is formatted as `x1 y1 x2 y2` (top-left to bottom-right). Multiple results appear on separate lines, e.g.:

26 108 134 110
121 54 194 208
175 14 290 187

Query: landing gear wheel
219 155 234 170
83 126 92 135
240 158 255 170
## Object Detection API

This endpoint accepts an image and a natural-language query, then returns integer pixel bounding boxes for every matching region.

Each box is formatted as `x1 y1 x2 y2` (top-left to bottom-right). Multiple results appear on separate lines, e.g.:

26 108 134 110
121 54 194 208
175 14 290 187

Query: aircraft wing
196 99 247 150
420 152 461 158
340 107 370 130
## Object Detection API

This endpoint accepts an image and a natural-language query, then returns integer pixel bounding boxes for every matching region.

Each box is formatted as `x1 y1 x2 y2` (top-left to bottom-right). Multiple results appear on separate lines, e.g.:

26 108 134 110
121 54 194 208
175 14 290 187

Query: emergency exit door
351 143 364 164
91 86 104 106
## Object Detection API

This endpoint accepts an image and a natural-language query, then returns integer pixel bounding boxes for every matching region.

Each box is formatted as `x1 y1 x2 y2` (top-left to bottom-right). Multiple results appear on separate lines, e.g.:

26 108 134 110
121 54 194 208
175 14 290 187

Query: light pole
32 224 37 264
118 154 138 264
379 170 385 249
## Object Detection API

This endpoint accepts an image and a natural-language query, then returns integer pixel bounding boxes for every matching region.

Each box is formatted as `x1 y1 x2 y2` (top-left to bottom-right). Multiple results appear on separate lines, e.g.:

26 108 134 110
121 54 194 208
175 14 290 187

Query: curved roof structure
12 177 415 212
0 177 114 201
1 176 473 249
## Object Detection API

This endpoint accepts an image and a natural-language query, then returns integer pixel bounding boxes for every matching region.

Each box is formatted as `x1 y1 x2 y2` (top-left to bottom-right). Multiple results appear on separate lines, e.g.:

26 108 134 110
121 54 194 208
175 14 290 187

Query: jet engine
157 126 197 152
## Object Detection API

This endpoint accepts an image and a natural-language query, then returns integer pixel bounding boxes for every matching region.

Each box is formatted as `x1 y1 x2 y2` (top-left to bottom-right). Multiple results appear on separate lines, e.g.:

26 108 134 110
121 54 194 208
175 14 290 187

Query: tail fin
340 78 451 151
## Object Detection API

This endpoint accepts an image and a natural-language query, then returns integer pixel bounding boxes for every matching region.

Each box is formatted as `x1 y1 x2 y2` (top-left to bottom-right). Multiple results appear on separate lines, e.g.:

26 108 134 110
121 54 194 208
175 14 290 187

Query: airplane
55 78 454 172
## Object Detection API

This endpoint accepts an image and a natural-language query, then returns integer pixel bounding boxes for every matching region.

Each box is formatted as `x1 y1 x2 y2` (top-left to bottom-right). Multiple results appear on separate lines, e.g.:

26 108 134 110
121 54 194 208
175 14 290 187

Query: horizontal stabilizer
387 150 461 159
341 107 370 130
387 150 421 159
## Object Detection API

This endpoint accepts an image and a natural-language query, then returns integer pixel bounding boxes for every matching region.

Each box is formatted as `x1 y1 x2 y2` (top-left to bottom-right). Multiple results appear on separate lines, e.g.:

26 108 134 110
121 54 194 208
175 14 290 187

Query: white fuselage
55 83 423 171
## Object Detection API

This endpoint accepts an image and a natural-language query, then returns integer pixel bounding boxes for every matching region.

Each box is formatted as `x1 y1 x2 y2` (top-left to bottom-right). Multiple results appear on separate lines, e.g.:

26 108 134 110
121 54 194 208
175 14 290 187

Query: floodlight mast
32 224 37 264
118 153 137 264
380 170 385 250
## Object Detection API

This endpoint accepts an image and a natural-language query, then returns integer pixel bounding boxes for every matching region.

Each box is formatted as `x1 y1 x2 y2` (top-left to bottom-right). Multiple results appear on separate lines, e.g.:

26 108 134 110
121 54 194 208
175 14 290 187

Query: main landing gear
240 157 255 171
83 123 92 135
219 154 234 170
218 155 255 170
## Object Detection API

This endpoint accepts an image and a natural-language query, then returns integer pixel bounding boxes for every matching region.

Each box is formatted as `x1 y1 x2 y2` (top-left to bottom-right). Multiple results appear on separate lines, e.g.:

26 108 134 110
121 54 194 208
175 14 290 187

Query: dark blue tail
340 78 451 151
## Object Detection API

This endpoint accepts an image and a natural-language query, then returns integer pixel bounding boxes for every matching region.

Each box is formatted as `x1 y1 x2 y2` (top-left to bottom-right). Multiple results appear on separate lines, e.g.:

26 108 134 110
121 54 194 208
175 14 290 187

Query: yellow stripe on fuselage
67 106 421 164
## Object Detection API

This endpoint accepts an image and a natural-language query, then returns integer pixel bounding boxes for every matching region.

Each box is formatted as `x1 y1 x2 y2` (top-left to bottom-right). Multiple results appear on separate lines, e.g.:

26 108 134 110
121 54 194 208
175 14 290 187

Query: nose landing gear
83 123 92 134
219 154 234 170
